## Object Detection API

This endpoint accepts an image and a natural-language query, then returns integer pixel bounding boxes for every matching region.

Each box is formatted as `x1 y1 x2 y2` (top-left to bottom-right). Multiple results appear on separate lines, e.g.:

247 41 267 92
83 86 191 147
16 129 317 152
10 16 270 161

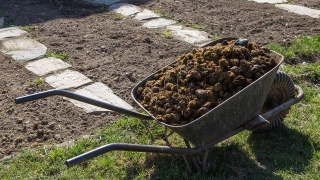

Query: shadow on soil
123 126 314 179
0 0 154 27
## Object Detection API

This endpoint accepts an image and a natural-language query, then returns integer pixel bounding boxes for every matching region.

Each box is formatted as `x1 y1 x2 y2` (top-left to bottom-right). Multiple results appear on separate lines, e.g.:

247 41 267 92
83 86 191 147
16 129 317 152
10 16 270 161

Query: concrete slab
0 36 47 61
66 82 133 113
108 3 141 17
25 57 72 76
249 0 287 3
134 9 160 21
0 27 28 41
276 4 320 18
166 25 211 45
83 0 120 5
45 70 92 89
142 18 176 28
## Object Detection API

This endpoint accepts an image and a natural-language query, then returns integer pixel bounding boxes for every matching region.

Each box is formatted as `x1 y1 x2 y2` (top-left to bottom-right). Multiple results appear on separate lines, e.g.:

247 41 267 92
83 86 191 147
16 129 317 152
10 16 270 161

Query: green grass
210 34 225 41
28 77 45 87
45 51 68 60
184 23 207 30
117 14 126 20
281 63 320 84
1 37 320 179
267 35 320 60
161 30 173 39
21 26 32 33
153 9 172 19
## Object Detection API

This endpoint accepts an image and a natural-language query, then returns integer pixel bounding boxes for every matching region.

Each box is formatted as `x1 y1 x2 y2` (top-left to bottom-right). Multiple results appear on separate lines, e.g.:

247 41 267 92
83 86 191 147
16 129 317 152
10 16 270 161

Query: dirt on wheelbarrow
136 39 278 125
0 0 319 159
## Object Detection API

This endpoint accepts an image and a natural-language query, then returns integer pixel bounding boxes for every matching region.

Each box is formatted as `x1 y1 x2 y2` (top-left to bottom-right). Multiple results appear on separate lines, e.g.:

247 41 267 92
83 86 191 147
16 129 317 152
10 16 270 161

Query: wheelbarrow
15 38 304 171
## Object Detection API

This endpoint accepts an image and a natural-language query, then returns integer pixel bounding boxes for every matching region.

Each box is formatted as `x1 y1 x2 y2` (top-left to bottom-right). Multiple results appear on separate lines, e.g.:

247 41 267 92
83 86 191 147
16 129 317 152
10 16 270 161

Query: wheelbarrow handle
15 89 153 120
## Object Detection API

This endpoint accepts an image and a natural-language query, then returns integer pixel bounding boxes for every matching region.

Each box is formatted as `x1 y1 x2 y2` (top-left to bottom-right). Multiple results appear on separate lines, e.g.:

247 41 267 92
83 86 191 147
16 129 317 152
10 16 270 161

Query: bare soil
0 0 319 159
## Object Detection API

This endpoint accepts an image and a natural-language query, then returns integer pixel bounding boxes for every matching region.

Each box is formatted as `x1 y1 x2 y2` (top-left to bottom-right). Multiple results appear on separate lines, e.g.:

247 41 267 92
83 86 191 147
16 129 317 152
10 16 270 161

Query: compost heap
136 39 278 125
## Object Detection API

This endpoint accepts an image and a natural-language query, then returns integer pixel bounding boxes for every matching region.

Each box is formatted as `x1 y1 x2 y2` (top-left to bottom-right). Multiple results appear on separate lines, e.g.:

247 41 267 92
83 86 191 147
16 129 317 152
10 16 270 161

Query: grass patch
281 63 320 84
210 34 225 41
8 58 14 63
153 9 172 19
28 77 45 87
161 30 173 39
46 51 68 60
267 35 320 63
21 26 32 33
185 23 206 30
117 14 126 20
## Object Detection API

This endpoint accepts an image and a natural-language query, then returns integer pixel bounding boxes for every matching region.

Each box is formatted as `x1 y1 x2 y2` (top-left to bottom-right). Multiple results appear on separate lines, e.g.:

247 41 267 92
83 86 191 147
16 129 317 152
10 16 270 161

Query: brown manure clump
136 39 278 125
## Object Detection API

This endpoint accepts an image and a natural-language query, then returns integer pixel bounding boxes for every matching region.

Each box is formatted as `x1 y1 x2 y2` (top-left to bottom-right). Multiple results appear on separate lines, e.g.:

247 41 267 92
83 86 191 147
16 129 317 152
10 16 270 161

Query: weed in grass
210 34 225 41
117 14 126 20
8 58 14 63
161 30 173 39
185 23 206 30
153 9 171 19
46 51 68 60
21 26 32 33
29 77 45 87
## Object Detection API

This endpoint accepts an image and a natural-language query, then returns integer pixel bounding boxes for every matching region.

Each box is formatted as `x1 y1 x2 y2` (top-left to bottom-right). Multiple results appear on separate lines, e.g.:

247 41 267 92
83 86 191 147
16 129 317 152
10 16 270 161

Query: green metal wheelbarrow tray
15 38 304 170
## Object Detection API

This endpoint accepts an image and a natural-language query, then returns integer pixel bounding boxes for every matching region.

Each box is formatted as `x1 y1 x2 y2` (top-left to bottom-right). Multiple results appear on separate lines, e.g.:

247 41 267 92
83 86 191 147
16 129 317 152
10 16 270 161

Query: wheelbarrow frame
15 38 304 170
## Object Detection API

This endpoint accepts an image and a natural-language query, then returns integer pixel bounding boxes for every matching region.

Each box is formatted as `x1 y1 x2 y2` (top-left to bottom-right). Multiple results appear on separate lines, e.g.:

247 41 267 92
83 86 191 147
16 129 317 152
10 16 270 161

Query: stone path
250 0 320 18
0 27 133 113
0 0 319 113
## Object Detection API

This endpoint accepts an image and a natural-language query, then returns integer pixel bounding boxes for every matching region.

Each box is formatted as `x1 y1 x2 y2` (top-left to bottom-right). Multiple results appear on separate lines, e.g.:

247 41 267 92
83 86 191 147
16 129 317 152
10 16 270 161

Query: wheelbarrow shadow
124 145 283 179
248 126 315 174
122 126 315 179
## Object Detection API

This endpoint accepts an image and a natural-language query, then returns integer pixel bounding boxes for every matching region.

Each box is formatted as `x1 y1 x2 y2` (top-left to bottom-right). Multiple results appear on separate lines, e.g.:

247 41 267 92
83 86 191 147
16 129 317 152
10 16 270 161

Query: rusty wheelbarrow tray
15 38 304 170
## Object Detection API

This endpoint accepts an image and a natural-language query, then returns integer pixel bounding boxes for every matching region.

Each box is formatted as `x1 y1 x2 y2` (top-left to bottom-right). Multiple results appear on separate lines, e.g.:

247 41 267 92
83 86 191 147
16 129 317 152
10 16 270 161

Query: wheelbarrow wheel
255 71 295 132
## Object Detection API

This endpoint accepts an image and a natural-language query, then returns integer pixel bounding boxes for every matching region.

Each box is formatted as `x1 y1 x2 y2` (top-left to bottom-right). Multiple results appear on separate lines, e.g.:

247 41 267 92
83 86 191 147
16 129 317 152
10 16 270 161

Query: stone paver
166 25 211 45
45 70 92 89
66 82 133 113
249 0 287 3
0 36 47 61
108 3 141 17
25 57 72 76
134 9 160 21
83 0 120 5
0 27 28 41
142 18 176 29
276 4 320 18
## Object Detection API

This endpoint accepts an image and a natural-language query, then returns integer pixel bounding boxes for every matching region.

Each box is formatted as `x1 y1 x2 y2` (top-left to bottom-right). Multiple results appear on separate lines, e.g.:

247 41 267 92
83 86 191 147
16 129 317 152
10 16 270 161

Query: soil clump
137 40 278 125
